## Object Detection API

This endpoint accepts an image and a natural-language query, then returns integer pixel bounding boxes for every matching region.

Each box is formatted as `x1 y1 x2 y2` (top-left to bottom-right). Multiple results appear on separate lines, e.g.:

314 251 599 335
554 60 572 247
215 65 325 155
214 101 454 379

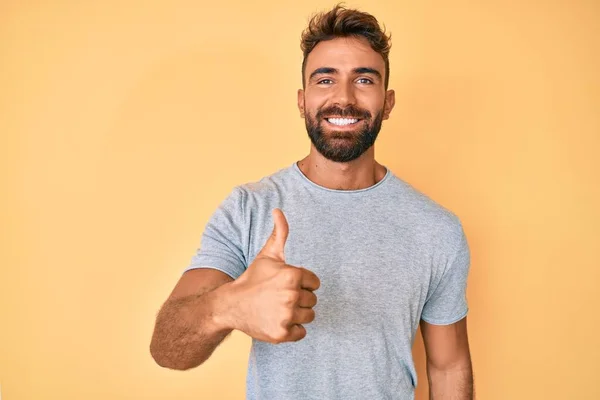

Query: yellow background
1 1 599 399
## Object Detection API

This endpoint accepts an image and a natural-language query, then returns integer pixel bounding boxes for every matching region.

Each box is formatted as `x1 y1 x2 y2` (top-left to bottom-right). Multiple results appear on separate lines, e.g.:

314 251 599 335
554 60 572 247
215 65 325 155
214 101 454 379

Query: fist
230 208 320 344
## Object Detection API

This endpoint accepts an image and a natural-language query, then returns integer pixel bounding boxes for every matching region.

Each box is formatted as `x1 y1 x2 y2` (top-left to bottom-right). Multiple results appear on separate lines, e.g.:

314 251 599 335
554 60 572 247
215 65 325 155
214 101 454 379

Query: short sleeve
421 223 471 325
184 187 248 279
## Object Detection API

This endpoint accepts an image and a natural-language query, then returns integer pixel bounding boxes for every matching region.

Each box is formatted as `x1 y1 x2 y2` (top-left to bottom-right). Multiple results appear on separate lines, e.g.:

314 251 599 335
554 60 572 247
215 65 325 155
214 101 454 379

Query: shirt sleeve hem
420 308 468 326
183 264 240 280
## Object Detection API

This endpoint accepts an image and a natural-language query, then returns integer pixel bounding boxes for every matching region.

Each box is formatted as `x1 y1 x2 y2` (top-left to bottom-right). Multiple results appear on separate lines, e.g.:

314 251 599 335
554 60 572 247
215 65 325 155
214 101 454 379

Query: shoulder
386 172 465 248
233 164 296 203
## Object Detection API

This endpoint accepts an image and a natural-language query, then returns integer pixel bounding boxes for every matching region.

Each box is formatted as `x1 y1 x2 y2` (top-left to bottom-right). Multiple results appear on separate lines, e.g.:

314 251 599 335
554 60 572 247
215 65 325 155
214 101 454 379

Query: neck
297 146 387 190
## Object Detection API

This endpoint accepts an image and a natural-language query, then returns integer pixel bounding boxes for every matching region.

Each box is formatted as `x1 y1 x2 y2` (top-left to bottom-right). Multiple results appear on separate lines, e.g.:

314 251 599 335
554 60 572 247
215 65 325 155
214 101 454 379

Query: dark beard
305 104 384 163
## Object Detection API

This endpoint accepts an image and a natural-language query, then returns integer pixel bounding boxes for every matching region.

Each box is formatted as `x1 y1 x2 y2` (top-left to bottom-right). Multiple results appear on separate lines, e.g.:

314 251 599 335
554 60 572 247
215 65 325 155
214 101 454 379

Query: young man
150 5 474 399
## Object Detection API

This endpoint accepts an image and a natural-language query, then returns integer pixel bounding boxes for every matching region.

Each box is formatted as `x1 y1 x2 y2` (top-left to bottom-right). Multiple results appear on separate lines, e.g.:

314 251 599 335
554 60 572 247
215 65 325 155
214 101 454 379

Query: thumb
259 208 289 261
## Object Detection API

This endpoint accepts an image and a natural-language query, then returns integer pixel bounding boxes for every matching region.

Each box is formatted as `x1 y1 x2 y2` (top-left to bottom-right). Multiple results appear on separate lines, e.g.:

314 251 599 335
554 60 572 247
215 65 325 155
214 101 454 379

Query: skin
298 36 474 398
421 318 474 399
297 36 394 191
151 34 473 399
150 209 320 370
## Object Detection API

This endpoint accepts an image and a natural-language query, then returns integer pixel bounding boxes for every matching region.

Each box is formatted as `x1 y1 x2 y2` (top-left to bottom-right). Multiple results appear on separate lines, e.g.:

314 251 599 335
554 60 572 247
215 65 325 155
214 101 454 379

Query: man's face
298 36 395 163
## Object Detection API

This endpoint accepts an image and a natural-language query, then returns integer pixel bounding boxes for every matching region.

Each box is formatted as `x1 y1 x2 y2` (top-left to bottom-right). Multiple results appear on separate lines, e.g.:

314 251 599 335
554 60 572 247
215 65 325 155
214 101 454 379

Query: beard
304 104 384 163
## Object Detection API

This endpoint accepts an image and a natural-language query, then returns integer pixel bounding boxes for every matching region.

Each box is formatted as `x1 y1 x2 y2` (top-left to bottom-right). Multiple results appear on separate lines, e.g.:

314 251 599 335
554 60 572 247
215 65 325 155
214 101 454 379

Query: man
150 4 474 399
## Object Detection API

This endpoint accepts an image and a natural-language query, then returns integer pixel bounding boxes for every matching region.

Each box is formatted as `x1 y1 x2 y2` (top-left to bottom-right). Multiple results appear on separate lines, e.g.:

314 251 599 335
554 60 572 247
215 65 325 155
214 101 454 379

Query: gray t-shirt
186 161 470 400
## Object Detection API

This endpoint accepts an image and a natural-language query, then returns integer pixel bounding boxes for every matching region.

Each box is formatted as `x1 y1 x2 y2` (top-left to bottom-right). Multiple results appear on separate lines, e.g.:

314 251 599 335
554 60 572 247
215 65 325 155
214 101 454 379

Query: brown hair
300 4 392 89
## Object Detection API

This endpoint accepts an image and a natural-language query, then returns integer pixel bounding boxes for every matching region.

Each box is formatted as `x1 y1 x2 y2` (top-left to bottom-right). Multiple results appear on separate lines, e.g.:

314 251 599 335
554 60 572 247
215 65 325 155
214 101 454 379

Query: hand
229 208 320 344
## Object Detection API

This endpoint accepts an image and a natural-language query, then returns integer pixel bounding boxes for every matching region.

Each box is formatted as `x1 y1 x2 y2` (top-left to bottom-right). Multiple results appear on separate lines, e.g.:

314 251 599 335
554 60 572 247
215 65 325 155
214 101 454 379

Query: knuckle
274 327 289 343
280 310 293 327
281 268 300 285
294 326 307 341
285 290 300 305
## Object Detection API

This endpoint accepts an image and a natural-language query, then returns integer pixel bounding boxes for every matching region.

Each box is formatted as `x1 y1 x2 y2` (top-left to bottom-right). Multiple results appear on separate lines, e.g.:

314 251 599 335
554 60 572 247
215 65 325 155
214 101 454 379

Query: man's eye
317 79 333 85
357 78 373 84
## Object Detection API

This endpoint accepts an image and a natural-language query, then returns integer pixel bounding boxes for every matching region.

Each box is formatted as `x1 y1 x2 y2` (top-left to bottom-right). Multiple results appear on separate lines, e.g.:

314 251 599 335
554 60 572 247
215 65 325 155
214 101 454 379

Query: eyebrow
308 67 382 81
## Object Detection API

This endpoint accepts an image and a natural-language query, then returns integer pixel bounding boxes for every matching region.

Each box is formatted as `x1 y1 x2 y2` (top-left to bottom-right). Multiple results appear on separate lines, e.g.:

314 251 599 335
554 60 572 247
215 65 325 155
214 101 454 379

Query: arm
150 209 320 370
150 268 235 370
420 317 474 400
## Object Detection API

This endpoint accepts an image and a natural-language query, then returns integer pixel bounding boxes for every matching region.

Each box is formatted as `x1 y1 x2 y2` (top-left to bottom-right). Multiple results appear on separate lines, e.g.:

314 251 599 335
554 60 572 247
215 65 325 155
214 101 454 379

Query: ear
383 89 395 120
297 89 305 118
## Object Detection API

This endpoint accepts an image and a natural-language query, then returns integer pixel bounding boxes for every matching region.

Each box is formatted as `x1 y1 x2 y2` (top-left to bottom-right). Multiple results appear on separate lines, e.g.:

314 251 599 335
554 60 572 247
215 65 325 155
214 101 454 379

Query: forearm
150 283 235 370
427 360 474 400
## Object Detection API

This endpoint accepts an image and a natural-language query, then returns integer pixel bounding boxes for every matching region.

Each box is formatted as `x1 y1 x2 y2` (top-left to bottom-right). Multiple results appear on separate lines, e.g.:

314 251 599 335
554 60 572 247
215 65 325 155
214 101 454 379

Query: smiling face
298 36 395 163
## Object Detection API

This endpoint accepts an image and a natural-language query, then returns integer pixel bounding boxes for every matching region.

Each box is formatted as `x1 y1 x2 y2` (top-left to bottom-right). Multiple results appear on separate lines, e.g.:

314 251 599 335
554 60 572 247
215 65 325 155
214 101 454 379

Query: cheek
304 100 327 117
303 90 328 106
356 92 385 107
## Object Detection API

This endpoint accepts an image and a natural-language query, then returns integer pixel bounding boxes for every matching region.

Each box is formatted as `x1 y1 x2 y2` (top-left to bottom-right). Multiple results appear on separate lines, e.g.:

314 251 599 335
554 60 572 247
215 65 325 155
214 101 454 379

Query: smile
325 117 361 126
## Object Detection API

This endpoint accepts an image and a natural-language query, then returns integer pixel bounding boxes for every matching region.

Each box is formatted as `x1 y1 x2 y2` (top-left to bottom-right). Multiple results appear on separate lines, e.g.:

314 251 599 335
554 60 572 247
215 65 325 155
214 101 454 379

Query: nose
333 81 356 107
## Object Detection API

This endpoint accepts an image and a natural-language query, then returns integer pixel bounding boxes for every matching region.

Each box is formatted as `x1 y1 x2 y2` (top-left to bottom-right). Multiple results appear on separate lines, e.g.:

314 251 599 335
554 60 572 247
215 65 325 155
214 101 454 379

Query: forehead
305 36 385 74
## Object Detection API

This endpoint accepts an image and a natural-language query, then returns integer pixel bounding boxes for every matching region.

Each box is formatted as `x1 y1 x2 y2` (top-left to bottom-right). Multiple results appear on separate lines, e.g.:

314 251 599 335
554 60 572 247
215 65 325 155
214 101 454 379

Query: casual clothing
186 162 470 400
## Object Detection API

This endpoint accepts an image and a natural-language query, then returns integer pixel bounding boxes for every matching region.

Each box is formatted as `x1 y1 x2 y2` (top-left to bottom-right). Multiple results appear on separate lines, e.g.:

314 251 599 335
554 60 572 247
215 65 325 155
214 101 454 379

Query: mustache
316 105 372 120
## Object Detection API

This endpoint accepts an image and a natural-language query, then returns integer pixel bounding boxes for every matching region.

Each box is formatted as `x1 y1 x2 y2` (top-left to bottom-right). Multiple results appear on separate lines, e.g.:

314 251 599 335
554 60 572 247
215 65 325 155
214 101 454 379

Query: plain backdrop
1 0 599 399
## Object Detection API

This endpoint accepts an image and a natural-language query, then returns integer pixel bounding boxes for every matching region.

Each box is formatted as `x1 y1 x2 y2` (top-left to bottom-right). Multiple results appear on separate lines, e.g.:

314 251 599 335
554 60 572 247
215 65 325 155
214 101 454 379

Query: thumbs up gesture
229 208 321 344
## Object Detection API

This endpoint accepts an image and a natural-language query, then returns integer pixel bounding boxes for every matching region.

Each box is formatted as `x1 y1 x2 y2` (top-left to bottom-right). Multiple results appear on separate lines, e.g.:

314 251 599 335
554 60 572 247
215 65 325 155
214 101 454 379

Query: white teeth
327 118 358 126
